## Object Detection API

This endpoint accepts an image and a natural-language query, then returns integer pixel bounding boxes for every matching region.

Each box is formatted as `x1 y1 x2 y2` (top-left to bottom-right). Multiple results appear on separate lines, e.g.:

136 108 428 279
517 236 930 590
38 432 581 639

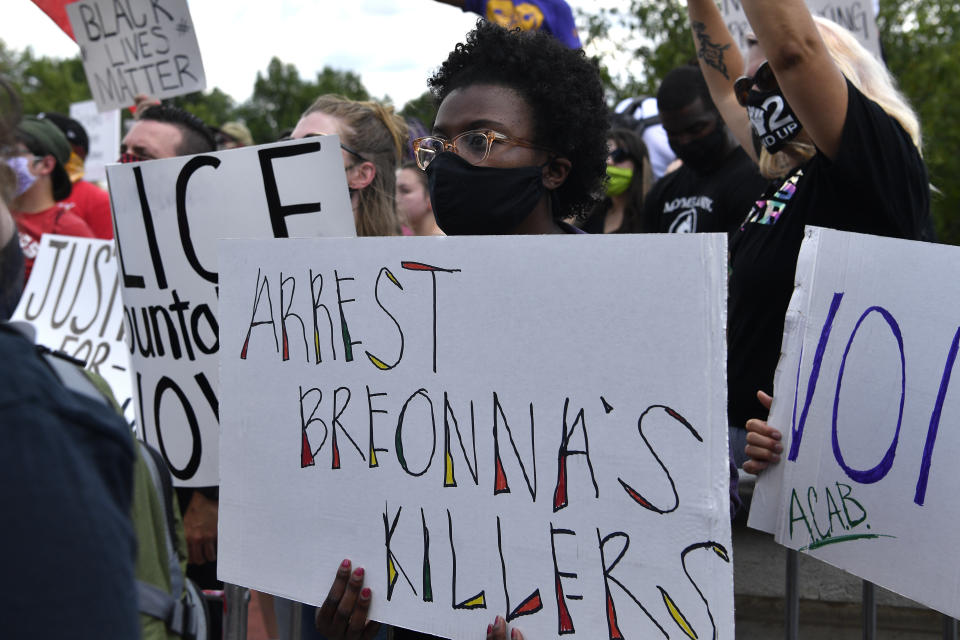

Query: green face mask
605 165 633 196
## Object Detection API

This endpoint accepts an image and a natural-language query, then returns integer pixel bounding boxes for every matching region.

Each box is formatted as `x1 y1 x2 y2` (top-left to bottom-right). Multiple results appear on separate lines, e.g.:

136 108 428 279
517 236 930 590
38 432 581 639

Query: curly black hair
428 20 609 220
139 104 216 156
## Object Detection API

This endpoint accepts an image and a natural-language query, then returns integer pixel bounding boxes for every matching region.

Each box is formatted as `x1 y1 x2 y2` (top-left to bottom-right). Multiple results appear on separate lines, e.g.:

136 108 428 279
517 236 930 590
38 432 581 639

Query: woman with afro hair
312 19 610 640
411 18 609 236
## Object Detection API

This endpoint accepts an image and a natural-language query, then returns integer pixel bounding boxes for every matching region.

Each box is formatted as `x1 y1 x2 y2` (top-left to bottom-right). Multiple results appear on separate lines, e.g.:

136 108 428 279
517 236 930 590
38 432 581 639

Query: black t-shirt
727 80 930 430
643 146 767 234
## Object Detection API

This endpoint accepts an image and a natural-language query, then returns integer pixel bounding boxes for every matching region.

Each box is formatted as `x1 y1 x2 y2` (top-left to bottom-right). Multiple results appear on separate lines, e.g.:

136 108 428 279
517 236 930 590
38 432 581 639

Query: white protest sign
218 234 734 639
12 234 132 420
67 0 206 112
106 138 356 487
749 227 960 619
69 100 122 183
718 0 881 60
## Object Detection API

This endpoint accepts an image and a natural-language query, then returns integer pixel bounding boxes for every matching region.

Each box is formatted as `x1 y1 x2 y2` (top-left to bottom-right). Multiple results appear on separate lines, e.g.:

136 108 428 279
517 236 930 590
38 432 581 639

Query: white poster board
12 234 132 421
67 0 206 112
749 227 960 619
218 234 734 639
106 138 356 486
69 100 121 183
718 0 881 60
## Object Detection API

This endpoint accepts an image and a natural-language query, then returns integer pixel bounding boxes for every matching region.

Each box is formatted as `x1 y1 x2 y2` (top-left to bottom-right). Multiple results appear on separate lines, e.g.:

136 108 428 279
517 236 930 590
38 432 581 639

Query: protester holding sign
289 95 408 238
685 0 931 467
116 100 225 637
313 19 611 640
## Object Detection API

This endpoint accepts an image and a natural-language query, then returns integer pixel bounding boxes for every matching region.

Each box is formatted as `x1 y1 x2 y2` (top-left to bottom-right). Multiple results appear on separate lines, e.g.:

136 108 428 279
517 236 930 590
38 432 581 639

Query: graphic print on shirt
664 195 714 233
741 169 804 229
669 209 697 233
486 0 544 31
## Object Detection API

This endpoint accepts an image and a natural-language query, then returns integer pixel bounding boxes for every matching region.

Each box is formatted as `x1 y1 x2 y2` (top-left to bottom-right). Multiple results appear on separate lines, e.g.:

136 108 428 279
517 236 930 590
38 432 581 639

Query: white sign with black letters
106 137 356 486
67 0 206 112
12 234 133 421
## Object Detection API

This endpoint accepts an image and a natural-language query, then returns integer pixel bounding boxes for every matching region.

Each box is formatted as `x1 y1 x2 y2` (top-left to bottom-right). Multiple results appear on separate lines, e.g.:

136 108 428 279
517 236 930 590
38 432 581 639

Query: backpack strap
138 441 197 638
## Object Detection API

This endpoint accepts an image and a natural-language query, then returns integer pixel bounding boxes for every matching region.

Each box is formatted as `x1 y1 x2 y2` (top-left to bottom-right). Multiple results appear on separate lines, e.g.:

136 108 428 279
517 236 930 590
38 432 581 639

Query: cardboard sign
69 100 121 183
718 0 881 60
217 234 734 639
11 233 132 420
67 0 206 112
106 138 356 487
749 227 960 619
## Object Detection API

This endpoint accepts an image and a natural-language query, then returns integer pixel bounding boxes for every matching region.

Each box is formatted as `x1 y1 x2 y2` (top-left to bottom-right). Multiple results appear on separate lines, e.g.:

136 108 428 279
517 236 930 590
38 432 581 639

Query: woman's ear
542 156 572 191
347 161 377 190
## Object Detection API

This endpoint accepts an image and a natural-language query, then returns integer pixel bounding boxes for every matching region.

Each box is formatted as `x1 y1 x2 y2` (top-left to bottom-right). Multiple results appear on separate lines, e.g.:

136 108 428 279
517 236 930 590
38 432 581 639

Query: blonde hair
759 16 922 179
302 95 409 237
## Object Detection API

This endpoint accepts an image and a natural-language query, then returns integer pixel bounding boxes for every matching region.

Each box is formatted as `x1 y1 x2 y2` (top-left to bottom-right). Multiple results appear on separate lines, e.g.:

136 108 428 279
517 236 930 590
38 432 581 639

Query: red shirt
14 203 95 283
60 180 114 239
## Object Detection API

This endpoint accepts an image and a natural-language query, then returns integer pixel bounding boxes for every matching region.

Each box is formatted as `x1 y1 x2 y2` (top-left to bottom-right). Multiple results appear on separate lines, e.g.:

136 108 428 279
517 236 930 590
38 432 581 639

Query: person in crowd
612 95 676 180
121 103 217 163
274 94 410 639
36 111 114 239
0 78 140 640
216 121 255 150
10 116 94 282
685 0 930 467
640 65 767 236
289 95 408 237
433 0 581 49
118 101 223 637
396 161 443 236
579 128 652 233
314 19 611 640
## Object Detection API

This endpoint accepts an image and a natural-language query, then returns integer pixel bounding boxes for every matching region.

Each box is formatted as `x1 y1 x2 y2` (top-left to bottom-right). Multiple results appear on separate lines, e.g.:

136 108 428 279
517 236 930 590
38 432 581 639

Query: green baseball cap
16 116 73 200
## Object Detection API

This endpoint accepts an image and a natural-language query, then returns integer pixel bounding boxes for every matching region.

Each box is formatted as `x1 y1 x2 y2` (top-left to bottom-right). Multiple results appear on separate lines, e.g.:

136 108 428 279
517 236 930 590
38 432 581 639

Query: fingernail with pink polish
354 567 364 578
361 587 371 599
341 559 351 568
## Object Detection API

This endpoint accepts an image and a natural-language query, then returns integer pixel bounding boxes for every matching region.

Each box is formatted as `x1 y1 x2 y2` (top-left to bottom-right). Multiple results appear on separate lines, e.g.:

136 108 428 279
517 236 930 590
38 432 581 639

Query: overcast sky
5 0 620 109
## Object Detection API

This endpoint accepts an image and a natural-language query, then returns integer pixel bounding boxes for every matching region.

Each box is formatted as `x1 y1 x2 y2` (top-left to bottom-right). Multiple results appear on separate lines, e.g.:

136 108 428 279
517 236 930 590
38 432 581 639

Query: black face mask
671 125 730 174
745 87 802 153
425 152 546 236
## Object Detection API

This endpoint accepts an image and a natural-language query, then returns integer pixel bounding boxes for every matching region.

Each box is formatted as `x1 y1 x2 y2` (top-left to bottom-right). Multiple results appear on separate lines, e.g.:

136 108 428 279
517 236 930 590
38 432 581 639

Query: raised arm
739 0 848 159
686 0 754 162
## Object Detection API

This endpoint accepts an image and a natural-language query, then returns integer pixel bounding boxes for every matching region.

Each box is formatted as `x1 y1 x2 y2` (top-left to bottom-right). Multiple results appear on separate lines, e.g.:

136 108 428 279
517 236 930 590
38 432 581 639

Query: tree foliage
0 41 91 115
878 0 960 244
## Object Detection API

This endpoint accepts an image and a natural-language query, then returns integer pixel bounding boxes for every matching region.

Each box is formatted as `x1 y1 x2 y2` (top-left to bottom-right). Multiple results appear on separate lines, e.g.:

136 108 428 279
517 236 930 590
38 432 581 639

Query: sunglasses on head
734 61 779 107
607 148 631 163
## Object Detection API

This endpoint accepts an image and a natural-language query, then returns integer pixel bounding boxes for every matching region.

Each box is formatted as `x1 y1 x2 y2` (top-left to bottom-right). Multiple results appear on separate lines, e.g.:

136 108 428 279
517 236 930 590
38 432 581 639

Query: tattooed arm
686 0 755 162
740 0 847 160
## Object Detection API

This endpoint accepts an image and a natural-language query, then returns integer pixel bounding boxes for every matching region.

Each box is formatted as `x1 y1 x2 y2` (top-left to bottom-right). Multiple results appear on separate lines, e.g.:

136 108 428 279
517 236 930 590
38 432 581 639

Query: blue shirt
463 0 582 48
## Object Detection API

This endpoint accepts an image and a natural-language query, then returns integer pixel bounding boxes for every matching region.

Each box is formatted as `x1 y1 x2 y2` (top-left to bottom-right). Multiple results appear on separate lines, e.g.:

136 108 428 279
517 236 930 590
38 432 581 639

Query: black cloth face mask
425 151 546 236
671 125 730 174
745 87 802 153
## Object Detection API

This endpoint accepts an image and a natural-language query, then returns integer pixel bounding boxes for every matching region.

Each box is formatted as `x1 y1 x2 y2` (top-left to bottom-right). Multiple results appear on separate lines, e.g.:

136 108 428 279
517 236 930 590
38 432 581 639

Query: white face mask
5 156 38 197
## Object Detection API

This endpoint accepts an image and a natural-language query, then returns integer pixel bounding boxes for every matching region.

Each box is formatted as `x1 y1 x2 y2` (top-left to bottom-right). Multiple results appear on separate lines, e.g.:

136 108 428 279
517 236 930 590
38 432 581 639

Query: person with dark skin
314 19 609 640
641 65 766 241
